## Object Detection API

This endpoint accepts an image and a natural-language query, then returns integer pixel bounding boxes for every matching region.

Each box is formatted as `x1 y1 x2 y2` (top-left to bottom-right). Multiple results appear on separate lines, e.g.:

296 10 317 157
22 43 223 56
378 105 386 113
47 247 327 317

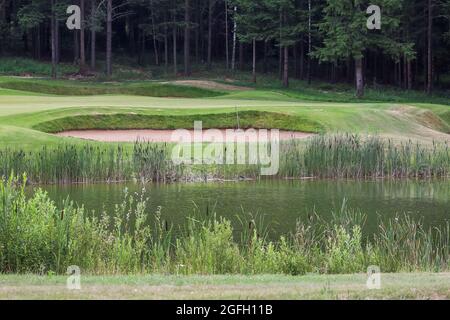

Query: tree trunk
0 1 4 20
407 59 412 90
90 0 96 70
79 0 86 73
36 26 42 60
207 0 213 69
231 6 237 71
24 30 29 55
415 56 419 87
331 62 336 84
184 0 191 76
106 0 112 77
173 10 178 76
164 13 169 73
140 30 146 65
73 29 79 64
224 0 229 70
278 49 283 78
347 57 353 83
373 52 377 86
252 38 256 83
355 57 364 98
278 10 282 80
152 30 159 66
381 55 391 84
307 0 312 84
293 43 298 79
200 1 205 63
50 0 57 79
239 42 244 70
150 0 159 66
55 14 60 63
394 61 398 86
299 38 304 79
194 3 199 64
127 16 135 56
427 0 433 94
0 0 5 49
263 40 268 74
403 54 408 90
283 46 289 87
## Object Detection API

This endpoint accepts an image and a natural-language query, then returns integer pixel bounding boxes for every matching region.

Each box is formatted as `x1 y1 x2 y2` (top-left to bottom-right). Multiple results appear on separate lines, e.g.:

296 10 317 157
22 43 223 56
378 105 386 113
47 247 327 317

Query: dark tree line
0 0 449 97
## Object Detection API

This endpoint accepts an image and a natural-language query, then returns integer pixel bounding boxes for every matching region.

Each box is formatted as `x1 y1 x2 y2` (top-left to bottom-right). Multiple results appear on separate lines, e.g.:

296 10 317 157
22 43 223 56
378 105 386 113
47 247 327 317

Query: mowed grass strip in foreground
1 273 449 300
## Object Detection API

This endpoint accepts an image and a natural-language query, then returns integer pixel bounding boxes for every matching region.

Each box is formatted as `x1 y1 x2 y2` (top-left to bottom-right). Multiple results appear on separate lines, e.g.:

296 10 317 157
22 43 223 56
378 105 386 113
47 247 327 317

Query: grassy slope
0 76 449 149
33 111 323 133
0 76 225 98
0 74 449 298
1 273 449 299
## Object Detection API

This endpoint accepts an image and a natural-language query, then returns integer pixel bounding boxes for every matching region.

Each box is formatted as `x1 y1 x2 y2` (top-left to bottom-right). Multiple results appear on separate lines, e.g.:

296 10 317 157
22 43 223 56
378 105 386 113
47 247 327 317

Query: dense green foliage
0 57 78 75
1 0 449 96
1 176 448 274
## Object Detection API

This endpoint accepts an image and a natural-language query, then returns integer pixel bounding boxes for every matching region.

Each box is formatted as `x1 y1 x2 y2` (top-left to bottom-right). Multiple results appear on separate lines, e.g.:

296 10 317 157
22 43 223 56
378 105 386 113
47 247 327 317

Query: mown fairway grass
0 76 449 149
1 273 449 299
0 77 225 98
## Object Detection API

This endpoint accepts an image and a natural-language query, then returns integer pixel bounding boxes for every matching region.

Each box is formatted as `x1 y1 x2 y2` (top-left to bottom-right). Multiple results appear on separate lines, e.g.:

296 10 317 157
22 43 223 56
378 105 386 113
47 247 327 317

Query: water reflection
37 179 450 238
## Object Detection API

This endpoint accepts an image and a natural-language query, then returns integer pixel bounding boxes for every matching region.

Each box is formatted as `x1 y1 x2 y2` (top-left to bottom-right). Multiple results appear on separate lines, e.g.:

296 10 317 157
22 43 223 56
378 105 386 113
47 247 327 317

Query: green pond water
39 179 450 238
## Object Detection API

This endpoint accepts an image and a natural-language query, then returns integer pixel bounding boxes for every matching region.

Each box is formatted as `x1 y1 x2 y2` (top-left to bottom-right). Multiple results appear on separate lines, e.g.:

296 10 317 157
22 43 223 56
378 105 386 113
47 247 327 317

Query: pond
39 179 450 238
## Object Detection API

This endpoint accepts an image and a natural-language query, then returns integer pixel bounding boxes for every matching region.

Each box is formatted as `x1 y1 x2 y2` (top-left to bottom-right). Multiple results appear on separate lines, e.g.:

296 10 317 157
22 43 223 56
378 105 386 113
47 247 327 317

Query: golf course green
2 0 450 301
1 75 449 300
0 76 449 149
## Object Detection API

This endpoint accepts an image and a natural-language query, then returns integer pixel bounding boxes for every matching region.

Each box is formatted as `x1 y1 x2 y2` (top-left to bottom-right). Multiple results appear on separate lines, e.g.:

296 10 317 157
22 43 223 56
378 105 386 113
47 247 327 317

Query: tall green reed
288 134 450 178
0 135 448 184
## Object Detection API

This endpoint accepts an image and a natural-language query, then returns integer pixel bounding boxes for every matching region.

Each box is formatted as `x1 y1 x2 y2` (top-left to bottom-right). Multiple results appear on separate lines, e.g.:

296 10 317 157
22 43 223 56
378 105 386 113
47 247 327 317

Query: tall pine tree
315 0 414 98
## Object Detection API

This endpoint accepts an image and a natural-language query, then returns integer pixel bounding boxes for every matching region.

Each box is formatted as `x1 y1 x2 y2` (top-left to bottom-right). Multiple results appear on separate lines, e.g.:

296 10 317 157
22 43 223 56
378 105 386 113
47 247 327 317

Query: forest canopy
0 0 449 97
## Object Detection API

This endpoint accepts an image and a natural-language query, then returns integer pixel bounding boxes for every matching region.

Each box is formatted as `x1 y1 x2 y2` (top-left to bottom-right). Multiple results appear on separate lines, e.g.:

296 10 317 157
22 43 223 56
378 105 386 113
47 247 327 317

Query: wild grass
279 134 450 179
0 176 448 275
0 144 181 184
0 57 77 76
0 57 154 80
0 134 448 184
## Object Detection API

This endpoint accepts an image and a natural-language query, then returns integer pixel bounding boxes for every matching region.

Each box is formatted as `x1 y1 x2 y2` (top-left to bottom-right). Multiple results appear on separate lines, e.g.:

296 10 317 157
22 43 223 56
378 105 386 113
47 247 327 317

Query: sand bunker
56 129 314 142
